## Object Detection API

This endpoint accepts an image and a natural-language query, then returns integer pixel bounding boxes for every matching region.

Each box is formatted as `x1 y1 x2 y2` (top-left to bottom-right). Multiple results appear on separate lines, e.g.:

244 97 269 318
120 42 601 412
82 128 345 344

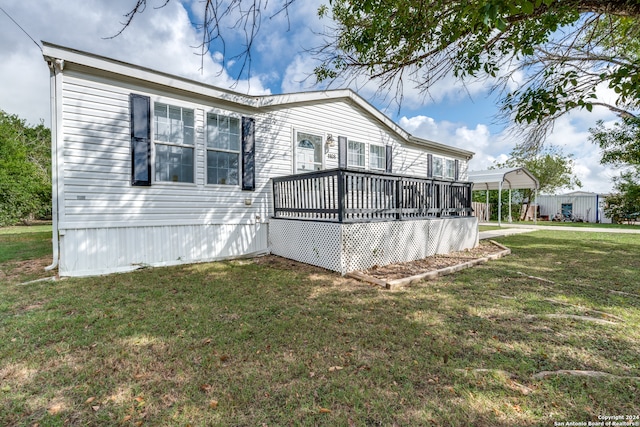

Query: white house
42 42 478 277
537 191 611 223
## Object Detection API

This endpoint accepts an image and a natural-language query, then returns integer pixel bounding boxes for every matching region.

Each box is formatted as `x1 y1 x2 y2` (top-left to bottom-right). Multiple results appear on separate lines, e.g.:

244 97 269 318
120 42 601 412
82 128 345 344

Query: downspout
44 58 63 271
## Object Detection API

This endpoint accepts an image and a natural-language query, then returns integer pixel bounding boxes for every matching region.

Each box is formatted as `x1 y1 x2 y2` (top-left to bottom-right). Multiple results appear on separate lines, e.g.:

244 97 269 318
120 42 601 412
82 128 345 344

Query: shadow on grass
1 231 638 426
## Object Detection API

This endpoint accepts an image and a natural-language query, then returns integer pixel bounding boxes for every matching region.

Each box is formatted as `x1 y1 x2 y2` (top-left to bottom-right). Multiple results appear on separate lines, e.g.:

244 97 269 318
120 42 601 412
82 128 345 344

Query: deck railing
272 168 473 223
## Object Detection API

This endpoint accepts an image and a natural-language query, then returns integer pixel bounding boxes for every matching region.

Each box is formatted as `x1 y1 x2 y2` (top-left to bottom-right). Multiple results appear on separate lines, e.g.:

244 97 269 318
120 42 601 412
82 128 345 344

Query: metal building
536 191 611 223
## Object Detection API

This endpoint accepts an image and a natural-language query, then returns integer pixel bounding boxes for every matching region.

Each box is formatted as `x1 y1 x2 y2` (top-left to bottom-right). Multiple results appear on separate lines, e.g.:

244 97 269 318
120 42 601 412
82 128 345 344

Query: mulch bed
361 240 506 281
348 240 510 289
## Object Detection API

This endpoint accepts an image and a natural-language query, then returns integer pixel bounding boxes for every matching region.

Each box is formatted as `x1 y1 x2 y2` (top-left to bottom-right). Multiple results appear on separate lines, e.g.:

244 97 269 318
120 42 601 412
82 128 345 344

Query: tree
589 116 640 166
318 1 640 145
492 144 581 219
120 1 640 148
0 110 51 226
115 0 298 78
496 144 581 192
604 168 640 223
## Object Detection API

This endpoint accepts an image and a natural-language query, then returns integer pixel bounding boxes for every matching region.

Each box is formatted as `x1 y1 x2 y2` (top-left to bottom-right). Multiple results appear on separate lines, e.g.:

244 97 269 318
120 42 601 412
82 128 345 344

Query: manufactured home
43 42 478 277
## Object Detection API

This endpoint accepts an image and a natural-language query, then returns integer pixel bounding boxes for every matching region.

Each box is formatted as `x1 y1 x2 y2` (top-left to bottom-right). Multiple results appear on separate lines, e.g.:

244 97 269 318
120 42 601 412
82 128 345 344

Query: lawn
1 227 639 426
482 220 639 229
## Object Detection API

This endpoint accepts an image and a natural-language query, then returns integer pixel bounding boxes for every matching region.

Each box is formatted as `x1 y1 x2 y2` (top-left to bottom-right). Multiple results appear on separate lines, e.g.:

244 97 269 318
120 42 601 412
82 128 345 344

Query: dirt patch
0 256 54 283
252 255 357 288
253 241 507 288
360 241 506 281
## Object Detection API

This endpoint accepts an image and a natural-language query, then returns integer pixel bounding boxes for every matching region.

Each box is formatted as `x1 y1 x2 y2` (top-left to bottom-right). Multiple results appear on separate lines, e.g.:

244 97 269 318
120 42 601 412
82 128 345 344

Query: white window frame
153 101 195 184
206 112 241 186
445 159 456 180
433 156 444 178
347 140 366 169
293 129 324 174
369 144 386 171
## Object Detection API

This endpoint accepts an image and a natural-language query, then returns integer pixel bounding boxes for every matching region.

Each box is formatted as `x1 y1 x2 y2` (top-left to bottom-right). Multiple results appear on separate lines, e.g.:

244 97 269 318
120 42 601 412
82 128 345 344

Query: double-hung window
207 113 240 185
347 141 366 168
433 157 444 178
154 103 195 183
445 159 456 179
370 144 386 171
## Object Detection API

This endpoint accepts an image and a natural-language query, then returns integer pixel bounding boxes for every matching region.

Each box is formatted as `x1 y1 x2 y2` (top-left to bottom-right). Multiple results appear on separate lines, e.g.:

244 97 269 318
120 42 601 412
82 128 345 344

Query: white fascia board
261 90 475 160
42 41 475 160
260 90 400 133
408 136 475 160
259 89 409 138
41 41 259 109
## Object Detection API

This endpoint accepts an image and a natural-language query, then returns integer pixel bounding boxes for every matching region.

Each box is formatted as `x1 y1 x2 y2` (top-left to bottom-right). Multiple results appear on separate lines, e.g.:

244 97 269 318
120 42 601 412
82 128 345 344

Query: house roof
41 41 474 160
468 167 539 190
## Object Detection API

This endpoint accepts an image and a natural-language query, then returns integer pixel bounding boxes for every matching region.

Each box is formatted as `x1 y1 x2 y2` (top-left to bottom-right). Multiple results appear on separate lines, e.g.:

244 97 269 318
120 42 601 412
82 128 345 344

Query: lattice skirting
269 217 478 275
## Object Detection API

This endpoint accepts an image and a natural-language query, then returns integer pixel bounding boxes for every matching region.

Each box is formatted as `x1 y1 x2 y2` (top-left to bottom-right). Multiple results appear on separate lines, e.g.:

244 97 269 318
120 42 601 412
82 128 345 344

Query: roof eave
41 41 260 109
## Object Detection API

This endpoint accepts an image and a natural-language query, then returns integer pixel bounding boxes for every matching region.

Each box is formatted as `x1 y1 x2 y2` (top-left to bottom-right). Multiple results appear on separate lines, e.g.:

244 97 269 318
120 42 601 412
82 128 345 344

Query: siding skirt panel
58 223 268 277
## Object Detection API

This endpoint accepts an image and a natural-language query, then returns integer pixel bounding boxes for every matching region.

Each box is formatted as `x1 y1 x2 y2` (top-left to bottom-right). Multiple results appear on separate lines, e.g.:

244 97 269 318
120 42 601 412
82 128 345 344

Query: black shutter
454 159 460 181
130 93 151 186
385 145 393 173
427 154 433 178
338 136 347 169
242 117 255 191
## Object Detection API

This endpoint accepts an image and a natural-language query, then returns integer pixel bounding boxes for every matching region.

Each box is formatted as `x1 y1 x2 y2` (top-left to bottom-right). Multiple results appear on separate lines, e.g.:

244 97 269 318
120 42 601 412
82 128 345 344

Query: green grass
483 220 639 229
0 224 52 236
479 225 503 232
0 230 51 263
1 227 639 426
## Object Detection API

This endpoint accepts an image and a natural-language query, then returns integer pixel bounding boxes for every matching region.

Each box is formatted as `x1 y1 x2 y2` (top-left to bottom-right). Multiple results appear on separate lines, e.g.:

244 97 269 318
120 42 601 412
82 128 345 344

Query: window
296 131 323 173
370 145 386 170
154 103 194 183
446 159 456 179
347 141 366 168
433 157 443 177
207 113 241 185
130 94 151 186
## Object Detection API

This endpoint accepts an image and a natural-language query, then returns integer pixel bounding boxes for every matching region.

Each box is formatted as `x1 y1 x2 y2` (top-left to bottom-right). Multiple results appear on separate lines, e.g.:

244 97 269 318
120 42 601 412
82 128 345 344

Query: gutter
44 57 63 272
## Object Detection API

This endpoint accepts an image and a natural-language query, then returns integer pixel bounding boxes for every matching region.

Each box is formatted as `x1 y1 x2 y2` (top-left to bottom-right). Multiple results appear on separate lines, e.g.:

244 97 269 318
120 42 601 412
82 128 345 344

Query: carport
468 168 540 226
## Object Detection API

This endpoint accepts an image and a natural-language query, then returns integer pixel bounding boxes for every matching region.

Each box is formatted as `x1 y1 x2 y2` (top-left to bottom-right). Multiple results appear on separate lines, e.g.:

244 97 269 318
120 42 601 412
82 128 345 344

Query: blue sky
0 0 622 193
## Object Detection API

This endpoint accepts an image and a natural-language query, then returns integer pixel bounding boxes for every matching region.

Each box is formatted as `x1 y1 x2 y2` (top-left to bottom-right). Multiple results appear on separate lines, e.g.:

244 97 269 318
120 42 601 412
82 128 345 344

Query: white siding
56 67 471 276
259 100 468 179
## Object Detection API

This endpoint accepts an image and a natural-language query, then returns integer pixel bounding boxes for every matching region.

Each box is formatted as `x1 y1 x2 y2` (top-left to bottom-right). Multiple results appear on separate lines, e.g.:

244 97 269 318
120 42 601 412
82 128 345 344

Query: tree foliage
318 0 640 146
495 144 581 195
120 1 640 148
590 116 640 166
0 110 51 226
604 168 640 223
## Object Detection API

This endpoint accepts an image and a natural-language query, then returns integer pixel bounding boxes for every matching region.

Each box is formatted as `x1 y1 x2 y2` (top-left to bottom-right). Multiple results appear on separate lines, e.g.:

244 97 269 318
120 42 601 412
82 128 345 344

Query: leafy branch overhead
119 0 640 147
319 0 640 146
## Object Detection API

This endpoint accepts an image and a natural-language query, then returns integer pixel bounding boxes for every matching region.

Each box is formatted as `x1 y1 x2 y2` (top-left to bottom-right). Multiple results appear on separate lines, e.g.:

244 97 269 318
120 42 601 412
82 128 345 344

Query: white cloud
400 112 621 194
0 0 271 125
0 0 625 194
